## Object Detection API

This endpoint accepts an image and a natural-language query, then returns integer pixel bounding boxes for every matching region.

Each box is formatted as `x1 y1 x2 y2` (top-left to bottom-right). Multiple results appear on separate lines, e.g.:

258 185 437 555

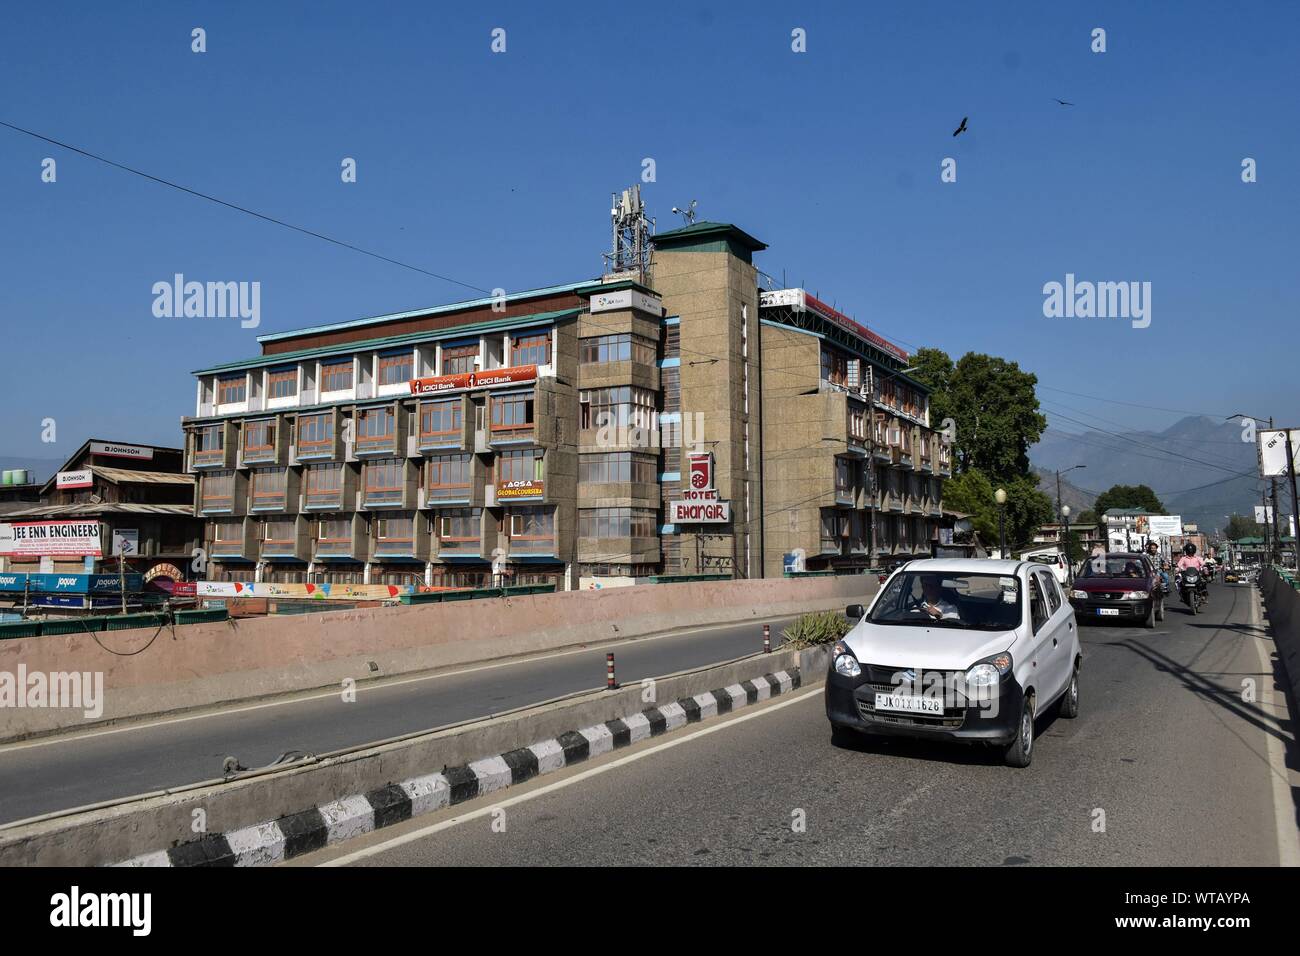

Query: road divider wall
0 643 834 867
1259 569 1300 712
0 575 871 741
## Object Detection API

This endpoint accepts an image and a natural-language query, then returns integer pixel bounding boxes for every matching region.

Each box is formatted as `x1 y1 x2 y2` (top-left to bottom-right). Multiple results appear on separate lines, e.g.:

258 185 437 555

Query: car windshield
1080 556 1146 578
868 571 1022 630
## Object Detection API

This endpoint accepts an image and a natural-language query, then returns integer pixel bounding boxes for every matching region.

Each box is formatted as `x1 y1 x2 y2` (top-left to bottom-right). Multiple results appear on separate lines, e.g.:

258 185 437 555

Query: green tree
1093 484 1166 516
1224 513 1264 540
941 468 1054 554
1075 509 1098 526
1062 529 1084 564
910 349 1047 485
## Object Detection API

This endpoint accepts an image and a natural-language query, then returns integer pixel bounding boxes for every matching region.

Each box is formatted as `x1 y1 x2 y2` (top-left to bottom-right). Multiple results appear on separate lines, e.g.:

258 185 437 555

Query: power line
1042 405 1252 476
0 119 490 295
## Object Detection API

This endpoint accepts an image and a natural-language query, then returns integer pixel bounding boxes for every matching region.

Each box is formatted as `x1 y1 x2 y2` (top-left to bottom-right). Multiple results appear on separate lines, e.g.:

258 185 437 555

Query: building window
579 452 656 484
378 351 414 386
364 457 404 504
509 507 555 548
201 470 234 510
356 406 395 446
580 333 656 365
579 386 655 432
835 457 854 500
262 518 296 545
297 412 334 452
821 349 850 388
848 405 867 442
316 517 352 555
211 518 243 544
217 375 246 405
321 360 353 392
268 367 298 400
425 454 472 501
250 467 286 508
578 507 657 538
194 424 225 465
304 462 344 507
441 343 478 375
511 331 551 367
419 399 463 442
438 508 482 552
243 419 276 456
820 509 846 551
490 391 534 438
375 514 415 543
497 448 544 483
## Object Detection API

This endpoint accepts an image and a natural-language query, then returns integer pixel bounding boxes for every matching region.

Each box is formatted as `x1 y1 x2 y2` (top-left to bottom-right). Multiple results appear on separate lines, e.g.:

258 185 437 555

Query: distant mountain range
1030 415 1278 534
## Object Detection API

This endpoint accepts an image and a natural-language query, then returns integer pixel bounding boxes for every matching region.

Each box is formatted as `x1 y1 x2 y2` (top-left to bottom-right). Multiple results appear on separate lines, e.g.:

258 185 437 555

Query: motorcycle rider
1145 540 1170 594
1176 542 1209 604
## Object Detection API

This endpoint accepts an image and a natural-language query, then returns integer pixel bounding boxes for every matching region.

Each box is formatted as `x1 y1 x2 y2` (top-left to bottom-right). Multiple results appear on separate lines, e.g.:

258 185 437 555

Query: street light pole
1229 413 1282 566
995 487 1007 558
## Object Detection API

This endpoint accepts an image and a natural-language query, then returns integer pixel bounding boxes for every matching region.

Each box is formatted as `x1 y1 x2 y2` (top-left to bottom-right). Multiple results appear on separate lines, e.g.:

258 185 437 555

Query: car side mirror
846 604 865 619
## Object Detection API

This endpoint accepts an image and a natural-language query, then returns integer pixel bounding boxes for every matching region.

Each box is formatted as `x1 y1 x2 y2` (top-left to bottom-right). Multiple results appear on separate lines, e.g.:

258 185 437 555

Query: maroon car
1068 552 1164 628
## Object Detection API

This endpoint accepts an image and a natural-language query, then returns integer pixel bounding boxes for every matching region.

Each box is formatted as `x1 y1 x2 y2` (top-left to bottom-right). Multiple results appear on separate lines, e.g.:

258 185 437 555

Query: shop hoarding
56 469 94 489
409 364 537 397
496 479 544 501
0 520 103 557
90 441 154 461
1259 429 1300 478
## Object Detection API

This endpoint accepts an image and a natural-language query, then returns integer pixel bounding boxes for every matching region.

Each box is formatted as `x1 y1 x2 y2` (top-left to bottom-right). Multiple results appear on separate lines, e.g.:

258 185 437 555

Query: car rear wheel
1003 696 1035 768
1058 665 1080 719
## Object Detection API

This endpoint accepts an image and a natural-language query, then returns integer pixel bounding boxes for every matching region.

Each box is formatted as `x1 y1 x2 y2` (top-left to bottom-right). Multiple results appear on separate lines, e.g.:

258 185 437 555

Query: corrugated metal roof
2 503 194 518
193 307 583 377
89 466 192 486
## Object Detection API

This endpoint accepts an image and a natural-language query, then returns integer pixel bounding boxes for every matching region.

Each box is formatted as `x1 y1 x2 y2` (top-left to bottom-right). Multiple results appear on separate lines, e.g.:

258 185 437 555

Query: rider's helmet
1183 542 1197 556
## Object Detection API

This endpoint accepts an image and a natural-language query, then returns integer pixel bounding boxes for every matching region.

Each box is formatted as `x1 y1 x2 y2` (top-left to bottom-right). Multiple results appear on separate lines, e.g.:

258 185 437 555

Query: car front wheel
1003 696 1035 767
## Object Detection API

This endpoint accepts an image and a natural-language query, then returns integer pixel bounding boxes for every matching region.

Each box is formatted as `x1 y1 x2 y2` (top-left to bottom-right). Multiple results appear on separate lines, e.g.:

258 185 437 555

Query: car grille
855 680 967 729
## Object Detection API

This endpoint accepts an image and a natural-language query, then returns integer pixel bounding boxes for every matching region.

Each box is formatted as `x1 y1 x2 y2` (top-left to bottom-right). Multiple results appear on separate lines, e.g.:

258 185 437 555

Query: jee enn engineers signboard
0 520 103 557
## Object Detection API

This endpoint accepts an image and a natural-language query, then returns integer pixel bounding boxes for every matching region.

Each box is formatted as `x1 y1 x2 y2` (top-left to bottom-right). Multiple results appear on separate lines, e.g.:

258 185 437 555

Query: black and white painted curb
116 668 801 867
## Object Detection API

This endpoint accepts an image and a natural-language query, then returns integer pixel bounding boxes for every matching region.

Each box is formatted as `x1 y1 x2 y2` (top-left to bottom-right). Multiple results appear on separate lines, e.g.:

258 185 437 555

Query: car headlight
832 642 862 678
965 652 1013 689
1070 589 1088 600
1120 591 1149 600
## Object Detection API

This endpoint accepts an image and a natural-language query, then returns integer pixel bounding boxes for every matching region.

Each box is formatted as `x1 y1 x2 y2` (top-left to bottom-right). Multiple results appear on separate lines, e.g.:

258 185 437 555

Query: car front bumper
824 663 1025 745
1070 597 1153 621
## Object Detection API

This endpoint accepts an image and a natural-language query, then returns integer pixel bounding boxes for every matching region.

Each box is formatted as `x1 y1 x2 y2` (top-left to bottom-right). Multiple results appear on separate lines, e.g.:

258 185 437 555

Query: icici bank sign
669 452 731 524
409 364 537 396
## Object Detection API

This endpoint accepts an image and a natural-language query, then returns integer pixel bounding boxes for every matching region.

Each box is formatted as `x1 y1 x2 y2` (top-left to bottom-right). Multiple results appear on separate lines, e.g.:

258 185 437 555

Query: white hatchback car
825 558 1081 767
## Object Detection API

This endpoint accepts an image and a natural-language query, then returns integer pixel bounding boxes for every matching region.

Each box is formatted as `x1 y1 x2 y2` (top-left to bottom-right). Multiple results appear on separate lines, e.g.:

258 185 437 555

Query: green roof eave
193 307 581 377
254 280 594 345
652 222 767 263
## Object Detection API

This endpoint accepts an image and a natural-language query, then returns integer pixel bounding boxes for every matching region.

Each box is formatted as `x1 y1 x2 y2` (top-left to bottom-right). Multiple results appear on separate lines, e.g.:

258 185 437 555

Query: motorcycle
1177 568 1206 614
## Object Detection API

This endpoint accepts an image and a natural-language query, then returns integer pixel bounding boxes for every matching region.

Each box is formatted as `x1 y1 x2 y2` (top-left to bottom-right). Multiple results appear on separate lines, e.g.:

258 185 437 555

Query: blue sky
1 0 1296 466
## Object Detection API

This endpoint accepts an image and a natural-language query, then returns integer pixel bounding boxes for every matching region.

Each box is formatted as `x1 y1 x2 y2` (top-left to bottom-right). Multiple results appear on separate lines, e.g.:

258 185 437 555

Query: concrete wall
0 574 876 741
1259 570 1300 712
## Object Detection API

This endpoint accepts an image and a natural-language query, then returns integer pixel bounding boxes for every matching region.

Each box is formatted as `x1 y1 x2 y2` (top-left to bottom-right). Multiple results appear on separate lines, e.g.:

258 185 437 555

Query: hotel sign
409 364 537 397
497 479 544 501
669 453 731 524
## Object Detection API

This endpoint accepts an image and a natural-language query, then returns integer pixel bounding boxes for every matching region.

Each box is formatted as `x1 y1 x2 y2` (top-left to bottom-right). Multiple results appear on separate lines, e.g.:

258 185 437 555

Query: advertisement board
0 520 102 557
409 364 537 397
1148 515 1183 537
1259 429 1300 478
56 469 94 489
496 479 544 501
90 441 154 461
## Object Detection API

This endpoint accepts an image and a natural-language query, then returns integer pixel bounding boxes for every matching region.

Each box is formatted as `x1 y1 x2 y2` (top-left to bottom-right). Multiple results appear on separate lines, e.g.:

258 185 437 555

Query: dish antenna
671 200 698 225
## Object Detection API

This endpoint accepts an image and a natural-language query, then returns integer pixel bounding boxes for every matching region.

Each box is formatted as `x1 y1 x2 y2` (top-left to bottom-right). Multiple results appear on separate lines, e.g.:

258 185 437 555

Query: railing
315 539 352 556
193 448 226 467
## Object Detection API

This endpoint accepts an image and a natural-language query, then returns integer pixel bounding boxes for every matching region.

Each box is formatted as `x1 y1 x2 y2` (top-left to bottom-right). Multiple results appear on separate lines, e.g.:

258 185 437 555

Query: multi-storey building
180 216 946 589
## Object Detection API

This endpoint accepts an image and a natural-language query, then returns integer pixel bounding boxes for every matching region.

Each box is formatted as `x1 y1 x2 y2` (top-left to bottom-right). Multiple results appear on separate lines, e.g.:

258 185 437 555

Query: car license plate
1098 608 1119 616
875 693 943 715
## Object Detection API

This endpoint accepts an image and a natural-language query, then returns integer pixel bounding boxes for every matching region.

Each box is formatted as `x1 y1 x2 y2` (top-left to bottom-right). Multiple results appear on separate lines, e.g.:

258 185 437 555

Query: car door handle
1053 638 1059 646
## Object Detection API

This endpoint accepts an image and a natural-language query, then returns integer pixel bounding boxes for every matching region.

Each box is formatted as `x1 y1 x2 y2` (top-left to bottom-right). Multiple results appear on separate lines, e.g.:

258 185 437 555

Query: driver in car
912 574 961 622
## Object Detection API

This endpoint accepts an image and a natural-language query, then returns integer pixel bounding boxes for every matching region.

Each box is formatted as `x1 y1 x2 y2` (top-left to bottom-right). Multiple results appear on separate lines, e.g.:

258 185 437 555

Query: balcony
209 539 252 560
242 445 277 466
314 538 355 558
193 447 229 469
436 537 483 559
303 489 344 510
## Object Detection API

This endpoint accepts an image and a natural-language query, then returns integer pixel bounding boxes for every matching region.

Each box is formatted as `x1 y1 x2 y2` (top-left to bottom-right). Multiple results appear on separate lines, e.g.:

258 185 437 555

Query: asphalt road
0 612 802 825
301 581 1300 867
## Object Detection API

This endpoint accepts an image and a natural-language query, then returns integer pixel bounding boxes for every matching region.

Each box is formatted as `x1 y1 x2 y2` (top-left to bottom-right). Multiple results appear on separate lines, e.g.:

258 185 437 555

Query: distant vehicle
1021 548 1069 586
1069 552 1163 628
828 558 1081 768
1224 569 1240 583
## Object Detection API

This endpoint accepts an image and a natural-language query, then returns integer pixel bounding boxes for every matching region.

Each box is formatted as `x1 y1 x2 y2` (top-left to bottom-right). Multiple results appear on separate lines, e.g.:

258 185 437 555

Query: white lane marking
1248 589 1300 866
0 615 798 754
318 686 823 867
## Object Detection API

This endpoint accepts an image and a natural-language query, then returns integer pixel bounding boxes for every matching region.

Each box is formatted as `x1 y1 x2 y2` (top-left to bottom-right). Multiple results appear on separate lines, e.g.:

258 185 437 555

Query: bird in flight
1053 98 1075 106
952 116 968 136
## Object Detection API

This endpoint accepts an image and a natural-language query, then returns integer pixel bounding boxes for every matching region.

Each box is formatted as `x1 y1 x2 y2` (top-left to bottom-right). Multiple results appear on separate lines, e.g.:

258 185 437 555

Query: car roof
893 558 1027 575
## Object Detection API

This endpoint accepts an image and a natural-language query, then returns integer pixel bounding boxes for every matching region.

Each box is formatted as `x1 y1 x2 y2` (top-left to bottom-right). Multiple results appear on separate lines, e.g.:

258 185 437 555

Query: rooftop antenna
604 184 655 283
670 200 698 226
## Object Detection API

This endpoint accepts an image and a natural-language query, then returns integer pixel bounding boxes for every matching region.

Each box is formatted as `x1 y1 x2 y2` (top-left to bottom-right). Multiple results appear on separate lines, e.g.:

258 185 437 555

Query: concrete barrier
0 575 874 741
1258 569 1300 711
0 643 835 867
